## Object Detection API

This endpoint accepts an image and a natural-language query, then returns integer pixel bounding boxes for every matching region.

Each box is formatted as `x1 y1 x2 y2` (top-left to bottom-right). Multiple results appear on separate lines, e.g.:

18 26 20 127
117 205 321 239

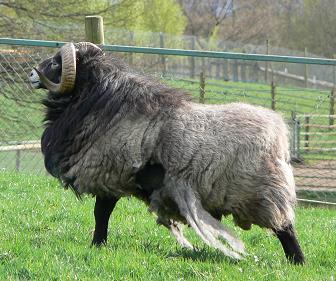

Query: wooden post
333 55 336 85
190 36 196 78
330 88 335 128
159 32 166 76
216 62 221 79
223 60 229 81
254 62 259 82
85 16 104 44
304 48 308 88
330 56 336 129
232 60 238 82
16 150 21 172
265 39 269 83
241 62 246 82
128 31 134 66
304 116 310 148
271 81 276 110
208 62 213 79
248 62 255 82
199 72 205 104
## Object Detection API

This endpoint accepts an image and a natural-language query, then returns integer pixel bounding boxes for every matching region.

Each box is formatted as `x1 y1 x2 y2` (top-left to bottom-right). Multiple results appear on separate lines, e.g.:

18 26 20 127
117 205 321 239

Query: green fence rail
2 38 336 65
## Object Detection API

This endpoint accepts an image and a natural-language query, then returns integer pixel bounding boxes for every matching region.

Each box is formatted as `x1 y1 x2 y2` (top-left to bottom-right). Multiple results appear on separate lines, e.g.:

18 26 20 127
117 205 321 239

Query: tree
0 0 141 40
141 0 186 35
282 0 336 57
178 0 286 48
178 0 233 39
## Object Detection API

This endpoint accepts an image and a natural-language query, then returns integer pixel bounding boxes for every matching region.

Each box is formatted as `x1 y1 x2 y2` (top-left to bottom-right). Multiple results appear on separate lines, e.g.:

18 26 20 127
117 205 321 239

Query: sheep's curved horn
36 43 76 94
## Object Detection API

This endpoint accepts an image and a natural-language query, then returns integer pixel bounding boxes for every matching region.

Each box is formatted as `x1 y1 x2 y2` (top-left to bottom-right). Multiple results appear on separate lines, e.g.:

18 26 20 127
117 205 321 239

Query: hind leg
273 224 305 265
155 213 194 249
150 178 246 260
169 221 194 249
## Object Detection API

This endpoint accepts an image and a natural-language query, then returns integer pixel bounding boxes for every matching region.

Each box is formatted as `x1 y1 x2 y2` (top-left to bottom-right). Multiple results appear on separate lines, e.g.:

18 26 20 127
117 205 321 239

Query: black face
29 51 62 89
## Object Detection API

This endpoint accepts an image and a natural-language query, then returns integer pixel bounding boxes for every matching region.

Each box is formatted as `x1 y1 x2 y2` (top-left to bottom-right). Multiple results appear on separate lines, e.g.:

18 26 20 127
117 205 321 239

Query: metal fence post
304 116 310 148
290 111 300 160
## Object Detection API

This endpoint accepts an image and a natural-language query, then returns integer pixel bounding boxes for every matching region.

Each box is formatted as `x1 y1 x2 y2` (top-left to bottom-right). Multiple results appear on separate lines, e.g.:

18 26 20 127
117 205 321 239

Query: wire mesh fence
0 39 336 205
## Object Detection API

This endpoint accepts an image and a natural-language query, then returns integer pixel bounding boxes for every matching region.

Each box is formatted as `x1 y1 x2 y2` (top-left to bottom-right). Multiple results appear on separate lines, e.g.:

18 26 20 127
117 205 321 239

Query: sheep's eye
51 61 59 69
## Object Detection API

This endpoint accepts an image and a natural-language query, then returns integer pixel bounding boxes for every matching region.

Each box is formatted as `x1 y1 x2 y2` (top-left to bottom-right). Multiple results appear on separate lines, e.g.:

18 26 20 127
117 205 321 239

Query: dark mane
78 52 191 116
43 51 190 126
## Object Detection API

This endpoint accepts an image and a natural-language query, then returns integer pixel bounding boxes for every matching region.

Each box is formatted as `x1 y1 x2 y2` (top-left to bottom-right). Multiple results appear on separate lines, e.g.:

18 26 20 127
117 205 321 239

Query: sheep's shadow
165 247 239 264
105 238 238 264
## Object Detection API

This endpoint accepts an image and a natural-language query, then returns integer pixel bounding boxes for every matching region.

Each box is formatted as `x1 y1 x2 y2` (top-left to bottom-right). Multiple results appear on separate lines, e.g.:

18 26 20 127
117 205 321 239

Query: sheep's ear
75 42 103 55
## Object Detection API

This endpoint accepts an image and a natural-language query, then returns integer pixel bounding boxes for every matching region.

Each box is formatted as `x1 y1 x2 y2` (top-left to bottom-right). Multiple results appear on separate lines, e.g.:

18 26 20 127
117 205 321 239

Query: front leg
91 196 119 246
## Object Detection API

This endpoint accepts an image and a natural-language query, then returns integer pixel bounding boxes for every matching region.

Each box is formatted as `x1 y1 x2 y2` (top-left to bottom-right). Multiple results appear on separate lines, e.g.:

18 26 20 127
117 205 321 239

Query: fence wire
0 43 336 205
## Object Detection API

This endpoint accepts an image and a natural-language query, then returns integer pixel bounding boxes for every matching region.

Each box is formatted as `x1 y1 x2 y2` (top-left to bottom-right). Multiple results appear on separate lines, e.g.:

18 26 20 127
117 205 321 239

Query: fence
103 28 336 89
1 35 336 205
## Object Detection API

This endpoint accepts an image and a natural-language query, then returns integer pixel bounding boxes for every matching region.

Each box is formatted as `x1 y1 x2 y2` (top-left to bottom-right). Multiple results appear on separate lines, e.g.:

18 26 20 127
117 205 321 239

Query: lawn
0 172 335 280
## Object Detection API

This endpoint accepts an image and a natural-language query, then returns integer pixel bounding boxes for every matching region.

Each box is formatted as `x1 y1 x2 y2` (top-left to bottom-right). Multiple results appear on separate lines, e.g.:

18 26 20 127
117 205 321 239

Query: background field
0 172 335 280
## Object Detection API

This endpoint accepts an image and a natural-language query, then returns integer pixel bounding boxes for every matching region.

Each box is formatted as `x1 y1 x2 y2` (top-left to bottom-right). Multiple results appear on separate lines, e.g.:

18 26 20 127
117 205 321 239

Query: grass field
0 172 335 280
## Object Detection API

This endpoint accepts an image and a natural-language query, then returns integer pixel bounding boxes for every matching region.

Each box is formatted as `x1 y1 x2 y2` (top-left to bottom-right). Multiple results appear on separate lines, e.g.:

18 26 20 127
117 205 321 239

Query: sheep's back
157 102 293 212
160 102 288 170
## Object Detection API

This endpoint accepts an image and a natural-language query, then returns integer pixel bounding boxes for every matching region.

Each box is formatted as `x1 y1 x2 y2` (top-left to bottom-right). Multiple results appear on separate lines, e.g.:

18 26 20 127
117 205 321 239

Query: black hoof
91 238 107 247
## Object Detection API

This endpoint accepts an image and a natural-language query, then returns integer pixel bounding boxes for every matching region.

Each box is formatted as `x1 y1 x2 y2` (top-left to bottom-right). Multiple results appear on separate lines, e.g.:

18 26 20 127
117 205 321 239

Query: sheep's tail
172 182 246 260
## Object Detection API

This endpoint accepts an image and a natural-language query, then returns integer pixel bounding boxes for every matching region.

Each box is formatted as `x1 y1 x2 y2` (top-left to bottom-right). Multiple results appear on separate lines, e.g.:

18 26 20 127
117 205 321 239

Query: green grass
0 87 44 142
0 172 335 280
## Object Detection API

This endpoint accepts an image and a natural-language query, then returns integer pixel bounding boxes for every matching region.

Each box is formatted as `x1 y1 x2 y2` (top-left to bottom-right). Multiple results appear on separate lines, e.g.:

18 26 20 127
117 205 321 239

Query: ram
30 42 305 264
